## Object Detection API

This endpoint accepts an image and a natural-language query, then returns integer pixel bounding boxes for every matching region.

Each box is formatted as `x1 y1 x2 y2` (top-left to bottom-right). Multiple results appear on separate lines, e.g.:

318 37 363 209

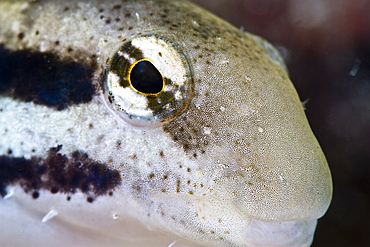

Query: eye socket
104 33 193 127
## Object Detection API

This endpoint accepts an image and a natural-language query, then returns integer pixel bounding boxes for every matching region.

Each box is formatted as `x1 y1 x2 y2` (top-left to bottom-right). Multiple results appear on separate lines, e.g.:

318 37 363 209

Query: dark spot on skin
35 30 39 35
176 179 180 193
63 7 70 12
88 123 93 129
66 196 71 201
67 47 73 53
105 18 111 24
115 17 121 22
133 185 141 192
17 33 25 40
54 40 60 46
0 45 96 110
163 174 168 180
128 26 133 30
6 149 12 155
50 187 59 194
87 197 94 203
0 146 122 200
32 191 39 199
159 151 164 157
148 173 154 179
96 135 105 143
98 8 104 13
108 191 113 196
124 13 131 17
112 4 121 10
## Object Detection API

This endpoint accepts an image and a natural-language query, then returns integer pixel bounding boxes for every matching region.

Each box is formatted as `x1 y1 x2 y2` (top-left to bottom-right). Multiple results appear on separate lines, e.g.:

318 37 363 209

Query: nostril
243 219 317 247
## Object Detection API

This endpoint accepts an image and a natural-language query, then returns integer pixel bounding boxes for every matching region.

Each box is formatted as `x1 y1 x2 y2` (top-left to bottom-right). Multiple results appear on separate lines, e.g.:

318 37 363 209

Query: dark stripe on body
0 146 121 202
0 45 96 110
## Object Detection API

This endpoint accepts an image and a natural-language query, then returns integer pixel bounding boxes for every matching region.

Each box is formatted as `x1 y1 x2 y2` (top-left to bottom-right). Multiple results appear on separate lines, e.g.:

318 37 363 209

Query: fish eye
104 33 194 127
129 59 164 95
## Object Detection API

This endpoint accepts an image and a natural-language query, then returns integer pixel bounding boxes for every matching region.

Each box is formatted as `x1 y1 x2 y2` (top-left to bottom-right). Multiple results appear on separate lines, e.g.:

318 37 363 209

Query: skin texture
0 0 332 246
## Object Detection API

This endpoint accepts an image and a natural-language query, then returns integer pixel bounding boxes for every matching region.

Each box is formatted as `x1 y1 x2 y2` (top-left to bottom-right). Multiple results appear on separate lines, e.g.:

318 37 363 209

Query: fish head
99 2 332 246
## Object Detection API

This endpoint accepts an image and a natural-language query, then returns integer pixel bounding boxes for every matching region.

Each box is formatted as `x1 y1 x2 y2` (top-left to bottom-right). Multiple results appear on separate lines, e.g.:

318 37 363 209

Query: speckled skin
0 0 332 246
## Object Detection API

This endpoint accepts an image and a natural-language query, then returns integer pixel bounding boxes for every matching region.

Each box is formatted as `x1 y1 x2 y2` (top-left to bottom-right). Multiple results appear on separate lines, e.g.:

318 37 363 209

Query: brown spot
32 191 39 199
176 179 180 193
50 187 58 194
96 135 104 142
88 123 93 129
116 140 121 149
87 197 94 203
112 4 121 9
159 151 164 157
17 33 25 40
148 173 154 179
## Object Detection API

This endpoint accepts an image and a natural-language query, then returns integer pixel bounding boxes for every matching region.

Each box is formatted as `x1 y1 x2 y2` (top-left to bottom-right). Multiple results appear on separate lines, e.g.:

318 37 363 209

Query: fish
0 0 332 246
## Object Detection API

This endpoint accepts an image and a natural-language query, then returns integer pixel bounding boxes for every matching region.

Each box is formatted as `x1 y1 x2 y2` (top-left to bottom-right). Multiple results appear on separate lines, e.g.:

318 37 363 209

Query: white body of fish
0 0 332 246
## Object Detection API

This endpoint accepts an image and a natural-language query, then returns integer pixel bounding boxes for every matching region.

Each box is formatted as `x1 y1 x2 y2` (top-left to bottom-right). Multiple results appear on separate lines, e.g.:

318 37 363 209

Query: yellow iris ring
126 58 165 97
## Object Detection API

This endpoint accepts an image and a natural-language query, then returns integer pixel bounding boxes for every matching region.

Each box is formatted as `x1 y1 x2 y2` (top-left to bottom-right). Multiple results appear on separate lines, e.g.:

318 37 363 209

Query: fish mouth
243 218 317 247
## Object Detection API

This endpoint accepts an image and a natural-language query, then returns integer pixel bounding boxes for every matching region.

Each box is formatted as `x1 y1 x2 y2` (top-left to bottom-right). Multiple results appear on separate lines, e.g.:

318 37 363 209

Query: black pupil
130 60 163 94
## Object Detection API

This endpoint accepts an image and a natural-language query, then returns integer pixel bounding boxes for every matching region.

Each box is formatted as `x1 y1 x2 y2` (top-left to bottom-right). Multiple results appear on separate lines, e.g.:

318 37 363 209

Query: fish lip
243 218 317 247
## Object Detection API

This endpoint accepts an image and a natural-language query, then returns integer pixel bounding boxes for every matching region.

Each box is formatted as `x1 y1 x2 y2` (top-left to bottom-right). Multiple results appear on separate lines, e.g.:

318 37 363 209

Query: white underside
0 186 204 247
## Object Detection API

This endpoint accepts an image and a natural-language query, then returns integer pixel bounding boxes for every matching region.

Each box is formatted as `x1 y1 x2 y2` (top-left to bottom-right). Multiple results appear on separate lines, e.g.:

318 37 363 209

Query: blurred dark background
192 0 370 246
